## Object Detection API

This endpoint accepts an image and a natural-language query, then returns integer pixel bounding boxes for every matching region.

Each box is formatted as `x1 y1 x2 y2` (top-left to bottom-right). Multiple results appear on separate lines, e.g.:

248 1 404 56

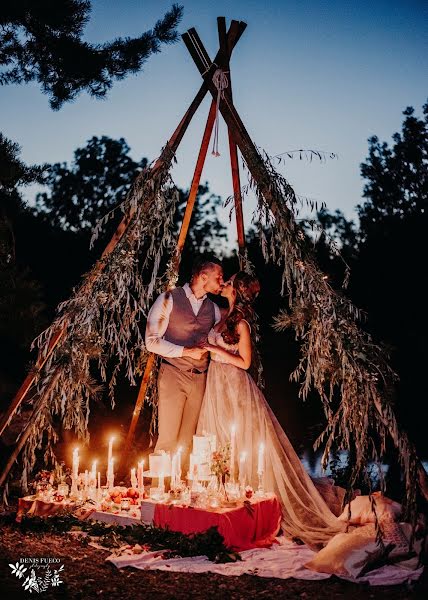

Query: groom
145 261 223 465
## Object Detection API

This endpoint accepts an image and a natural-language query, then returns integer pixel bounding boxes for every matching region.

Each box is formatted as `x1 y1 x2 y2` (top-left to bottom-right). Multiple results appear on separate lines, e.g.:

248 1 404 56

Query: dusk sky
2 0 427 251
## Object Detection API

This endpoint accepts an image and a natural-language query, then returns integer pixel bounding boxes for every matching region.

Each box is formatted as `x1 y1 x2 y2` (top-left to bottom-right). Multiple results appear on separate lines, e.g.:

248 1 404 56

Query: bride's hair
221 272 260 345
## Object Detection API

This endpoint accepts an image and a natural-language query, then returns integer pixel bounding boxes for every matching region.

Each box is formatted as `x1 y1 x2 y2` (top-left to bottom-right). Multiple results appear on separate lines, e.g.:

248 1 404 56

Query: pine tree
0 1 183 109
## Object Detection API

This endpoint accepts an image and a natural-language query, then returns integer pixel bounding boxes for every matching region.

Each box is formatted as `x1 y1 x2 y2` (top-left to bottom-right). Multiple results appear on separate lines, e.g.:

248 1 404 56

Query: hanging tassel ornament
211 69 229 157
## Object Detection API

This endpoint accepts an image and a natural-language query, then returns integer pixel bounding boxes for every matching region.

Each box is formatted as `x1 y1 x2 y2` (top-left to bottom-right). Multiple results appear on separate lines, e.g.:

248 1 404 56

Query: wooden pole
120 100 218 466
0 91 207 441
119 23 249 469
0 21 247 445
184 26 428 503
216 17 246 261
0 371 62 488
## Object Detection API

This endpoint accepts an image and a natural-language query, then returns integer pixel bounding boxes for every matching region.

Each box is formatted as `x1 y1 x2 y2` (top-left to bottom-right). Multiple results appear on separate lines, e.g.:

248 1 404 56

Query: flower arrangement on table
210 444 231 498
31 464 72 502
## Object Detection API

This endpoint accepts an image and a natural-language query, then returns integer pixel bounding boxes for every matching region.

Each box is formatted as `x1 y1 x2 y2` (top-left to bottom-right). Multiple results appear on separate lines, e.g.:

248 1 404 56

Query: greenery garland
4 145 180 497
238 149 422 529
5 513 241 564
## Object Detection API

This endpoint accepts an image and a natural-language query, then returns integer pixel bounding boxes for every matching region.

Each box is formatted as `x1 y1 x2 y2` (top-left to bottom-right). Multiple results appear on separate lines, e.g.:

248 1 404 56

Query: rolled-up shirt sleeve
145 292 184 358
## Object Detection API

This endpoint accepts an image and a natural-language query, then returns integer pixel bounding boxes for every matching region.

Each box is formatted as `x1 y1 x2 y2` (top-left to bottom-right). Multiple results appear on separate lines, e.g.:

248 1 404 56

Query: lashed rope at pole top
211 69 229 156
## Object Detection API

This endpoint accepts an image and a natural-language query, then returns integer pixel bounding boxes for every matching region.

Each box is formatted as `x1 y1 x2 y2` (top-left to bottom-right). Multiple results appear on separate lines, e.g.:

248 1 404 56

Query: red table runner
153 493 281 551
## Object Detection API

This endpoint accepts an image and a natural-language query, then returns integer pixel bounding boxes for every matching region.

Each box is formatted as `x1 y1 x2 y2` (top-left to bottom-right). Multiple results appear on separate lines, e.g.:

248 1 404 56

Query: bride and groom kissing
145 260 343 547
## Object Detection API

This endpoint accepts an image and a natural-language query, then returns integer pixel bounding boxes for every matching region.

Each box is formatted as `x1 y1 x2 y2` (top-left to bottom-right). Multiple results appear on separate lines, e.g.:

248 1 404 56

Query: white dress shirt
145 283 221 358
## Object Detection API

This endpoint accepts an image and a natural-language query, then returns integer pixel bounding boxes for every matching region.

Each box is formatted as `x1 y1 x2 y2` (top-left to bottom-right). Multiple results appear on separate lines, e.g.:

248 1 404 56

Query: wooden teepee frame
0 17 248 485
1 17 427 501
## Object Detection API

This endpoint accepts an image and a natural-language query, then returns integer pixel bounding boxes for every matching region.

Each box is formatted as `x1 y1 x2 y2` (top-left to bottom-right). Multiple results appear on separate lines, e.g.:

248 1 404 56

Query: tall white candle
137 460 144 492
171 453 177 488
239 451 247 485
257 442 265 476
107 457 115 489
177 447 182 480
97 472 101 490
230 424 236 481
71 447 79 495
91 460 97 481
107 437 114 466
130 467 137 489
72 447 79 479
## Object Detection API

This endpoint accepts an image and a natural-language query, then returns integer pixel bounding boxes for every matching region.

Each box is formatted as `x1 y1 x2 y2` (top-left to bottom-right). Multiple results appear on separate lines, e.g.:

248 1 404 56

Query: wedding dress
197 327 344 548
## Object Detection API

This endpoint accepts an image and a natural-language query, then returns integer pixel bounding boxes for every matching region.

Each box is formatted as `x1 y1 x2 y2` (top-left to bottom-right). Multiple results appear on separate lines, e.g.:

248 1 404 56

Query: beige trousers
155 363 207 464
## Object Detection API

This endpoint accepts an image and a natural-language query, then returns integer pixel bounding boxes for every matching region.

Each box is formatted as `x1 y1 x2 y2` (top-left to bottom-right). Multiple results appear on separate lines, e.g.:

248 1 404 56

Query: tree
174 183 228 266
358 102 428 239
0 1 183 109
34 134 227 254
355 102 428 449
34 136 148 232
30 136 227 270
0 135 47 380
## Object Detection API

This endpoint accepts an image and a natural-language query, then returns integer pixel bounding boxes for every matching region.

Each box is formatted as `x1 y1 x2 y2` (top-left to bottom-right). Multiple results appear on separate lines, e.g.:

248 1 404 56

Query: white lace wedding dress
197 327 344 548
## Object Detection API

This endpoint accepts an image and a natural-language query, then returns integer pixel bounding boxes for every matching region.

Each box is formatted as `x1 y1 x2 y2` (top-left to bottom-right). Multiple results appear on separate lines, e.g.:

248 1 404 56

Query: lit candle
71 447 79 496
230 424 236 482
72 447 79 479
177 447 182 481
239 451 247 486
137 460 144 492
97 472 101 490
130 467 137 489
107 458 115 489
107 437 114 466
91 460 97 482
171 453 177 488
257 442 265 476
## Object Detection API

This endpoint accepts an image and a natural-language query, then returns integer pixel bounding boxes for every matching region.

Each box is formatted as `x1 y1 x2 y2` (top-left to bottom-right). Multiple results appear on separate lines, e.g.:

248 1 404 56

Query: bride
197 271 343 548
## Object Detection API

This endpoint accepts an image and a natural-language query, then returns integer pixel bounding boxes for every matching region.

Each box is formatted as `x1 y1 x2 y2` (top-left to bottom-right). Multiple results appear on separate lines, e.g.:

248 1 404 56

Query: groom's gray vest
163 287 216 371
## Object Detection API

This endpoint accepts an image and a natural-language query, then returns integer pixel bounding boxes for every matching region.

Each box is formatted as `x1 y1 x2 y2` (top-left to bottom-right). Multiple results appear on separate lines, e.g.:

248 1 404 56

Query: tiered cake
188 433 216 480
148 451 171 476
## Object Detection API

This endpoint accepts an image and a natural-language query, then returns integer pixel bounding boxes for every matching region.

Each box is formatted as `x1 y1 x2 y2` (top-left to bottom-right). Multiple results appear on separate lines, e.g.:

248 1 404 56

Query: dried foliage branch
240 150 422 523
11 149 179 492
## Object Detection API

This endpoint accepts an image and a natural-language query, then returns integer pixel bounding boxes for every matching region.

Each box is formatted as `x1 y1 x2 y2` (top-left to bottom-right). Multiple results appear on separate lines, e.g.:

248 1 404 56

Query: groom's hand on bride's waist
183 346 208 359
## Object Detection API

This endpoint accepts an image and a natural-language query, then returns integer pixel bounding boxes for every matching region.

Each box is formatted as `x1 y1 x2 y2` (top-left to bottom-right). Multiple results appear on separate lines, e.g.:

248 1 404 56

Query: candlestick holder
256 473 265 497
70 478 78 498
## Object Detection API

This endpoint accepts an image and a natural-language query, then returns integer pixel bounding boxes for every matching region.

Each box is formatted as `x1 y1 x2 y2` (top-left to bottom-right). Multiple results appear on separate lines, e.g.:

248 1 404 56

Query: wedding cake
188 433 216 480
148 451 171 476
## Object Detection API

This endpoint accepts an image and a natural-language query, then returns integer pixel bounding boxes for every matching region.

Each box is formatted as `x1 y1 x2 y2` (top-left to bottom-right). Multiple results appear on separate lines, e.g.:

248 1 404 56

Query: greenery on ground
3 513 241 563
